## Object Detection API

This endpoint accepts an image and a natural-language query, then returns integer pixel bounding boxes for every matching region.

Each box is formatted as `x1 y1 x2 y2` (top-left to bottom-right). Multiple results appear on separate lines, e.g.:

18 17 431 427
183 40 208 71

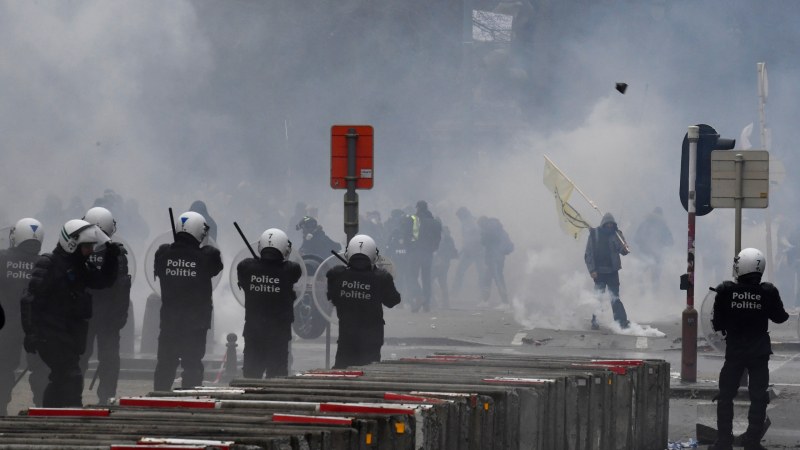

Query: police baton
233 222 258 258
168 207 177 241
331 250 348 266
11 366 29 388
89 366 100 390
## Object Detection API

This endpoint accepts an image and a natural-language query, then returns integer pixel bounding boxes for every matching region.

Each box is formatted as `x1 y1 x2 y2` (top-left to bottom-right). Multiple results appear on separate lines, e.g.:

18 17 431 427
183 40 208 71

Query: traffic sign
331 125 373 189
710 150 769 208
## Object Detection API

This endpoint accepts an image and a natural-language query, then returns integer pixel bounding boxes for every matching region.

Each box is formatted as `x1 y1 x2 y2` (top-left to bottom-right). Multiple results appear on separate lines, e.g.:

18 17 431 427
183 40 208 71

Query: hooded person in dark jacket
584 212 630 329
21 219 120 407
327 234 401 368
236 228 302 378
709 248 789 450
153 211 223 391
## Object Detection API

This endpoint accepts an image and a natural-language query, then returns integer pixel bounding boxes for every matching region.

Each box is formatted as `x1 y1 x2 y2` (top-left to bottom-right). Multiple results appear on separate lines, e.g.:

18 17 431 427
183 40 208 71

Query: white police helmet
58 219 109 253
178 211 209 243
83 206 116 237
10 218 44 247
345 234 378 264
733 247 765 279
258 228 291 258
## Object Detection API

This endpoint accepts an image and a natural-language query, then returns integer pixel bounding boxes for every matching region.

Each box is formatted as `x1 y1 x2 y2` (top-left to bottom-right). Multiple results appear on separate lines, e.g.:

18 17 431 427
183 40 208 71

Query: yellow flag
543 156 590 239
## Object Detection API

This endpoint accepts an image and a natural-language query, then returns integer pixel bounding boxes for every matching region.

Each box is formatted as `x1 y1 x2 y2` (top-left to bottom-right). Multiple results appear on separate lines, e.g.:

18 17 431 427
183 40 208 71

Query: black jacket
21 245 119 354
0 242 40 332
237 250 302 337
154 233 223 330
326 257 401 329
712 278 789 358
299 227 341 258
87 243 132 331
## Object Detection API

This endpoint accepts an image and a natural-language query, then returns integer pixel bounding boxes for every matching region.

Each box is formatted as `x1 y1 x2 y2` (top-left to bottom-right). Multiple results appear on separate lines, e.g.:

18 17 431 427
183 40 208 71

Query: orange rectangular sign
331 125 374 189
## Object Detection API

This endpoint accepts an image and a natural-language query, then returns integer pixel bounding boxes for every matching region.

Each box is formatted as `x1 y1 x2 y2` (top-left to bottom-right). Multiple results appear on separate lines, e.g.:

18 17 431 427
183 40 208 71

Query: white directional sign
710 150 769 208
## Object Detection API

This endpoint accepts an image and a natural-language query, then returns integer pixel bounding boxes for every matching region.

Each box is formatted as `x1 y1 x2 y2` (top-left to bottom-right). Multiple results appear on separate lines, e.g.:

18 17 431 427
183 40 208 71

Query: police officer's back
0 218 44 414
710 248 789 450
153 211 222 391
326 235 400 369
236 228 301 378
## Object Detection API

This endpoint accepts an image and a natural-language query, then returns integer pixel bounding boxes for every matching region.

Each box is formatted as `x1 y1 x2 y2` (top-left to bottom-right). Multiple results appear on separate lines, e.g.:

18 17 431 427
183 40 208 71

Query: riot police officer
153 211 223 391
21 219 120 407
236 228 301 378
0 218 44 414
710 248 789 450
326 234 401 369
79 207 131 405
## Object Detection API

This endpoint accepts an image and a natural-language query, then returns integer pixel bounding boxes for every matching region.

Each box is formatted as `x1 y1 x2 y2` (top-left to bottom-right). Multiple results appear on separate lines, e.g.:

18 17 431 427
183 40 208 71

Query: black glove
105 242 122 258
23 334 39 354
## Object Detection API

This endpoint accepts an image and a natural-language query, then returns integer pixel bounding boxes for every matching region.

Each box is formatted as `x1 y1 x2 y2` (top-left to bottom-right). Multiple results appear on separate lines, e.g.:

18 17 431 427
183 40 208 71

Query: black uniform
0 241 40 414
299 227 341 258
711 276 789 446
79 244 131 404
237 249 302 378
153 233 223 391
326 255 401 369
385 212 415 303
21 244 119 407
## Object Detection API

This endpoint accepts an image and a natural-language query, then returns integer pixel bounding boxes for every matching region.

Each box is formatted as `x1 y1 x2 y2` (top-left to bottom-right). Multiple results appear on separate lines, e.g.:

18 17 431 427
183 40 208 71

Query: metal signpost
682 126 699 382
329 125 374 368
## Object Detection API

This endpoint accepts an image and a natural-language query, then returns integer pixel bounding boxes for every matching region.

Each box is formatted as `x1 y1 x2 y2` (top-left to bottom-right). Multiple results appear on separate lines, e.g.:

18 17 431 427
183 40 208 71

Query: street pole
757 62 773 281
344 128 360 244
681 125 699 383
326 128 361 370
734 154 744 256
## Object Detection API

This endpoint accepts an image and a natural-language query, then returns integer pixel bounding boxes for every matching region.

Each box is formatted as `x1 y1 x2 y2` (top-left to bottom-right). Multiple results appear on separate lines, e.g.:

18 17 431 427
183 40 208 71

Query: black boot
740 431 767 450
707 435 733 450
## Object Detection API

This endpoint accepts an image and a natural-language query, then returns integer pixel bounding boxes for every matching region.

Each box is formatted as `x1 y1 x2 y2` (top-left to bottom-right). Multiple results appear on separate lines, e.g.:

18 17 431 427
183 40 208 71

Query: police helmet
733 247 765 279
58 219 109 253
83 206 117 237
258 228 292 258
177 211 209 243
345 234 379 265
10 218 44 247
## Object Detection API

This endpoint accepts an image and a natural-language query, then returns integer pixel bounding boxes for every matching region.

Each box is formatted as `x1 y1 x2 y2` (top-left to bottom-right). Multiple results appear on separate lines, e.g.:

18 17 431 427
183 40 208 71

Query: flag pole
544 154 630 251
544 155 602 216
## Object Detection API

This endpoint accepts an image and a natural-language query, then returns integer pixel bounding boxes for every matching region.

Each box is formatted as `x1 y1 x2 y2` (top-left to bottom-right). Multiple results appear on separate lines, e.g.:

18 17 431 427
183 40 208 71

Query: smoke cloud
1 1 799 340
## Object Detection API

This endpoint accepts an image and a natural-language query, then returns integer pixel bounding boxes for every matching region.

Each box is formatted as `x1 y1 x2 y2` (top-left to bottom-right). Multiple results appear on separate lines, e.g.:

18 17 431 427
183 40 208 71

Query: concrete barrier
2 353 669 450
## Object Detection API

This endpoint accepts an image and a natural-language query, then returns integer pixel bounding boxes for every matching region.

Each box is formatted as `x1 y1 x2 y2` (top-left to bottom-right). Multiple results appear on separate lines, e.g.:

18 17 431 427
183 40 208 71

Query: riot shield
144 230 222 295
0 226 10 250
699 287 726 353
227 242 307 307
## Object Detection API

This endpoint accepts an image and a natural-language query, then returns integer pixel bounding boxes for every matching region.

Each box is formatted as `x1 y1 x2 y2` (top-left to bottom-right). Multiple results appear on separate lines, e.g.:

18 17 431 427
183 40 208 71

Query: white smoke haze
2 1 799 341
